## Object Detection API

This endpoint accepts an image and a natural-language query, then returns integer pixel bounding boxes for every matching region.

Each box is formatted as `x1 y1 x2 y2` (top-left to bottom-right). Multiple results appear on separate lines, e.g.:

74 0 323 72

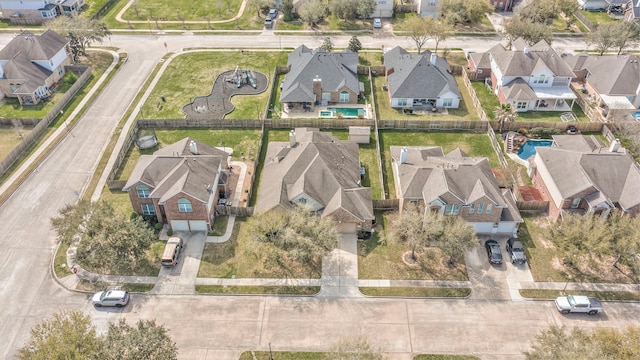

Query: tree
18 311 101 360
330 0 376 20
282 0 294 19
405 16 431 54
612 21 640 55
51 200 156 274
101 319 178 360
494 103 518 133
503 16 553 47
299 0 326 27
247 0 268 18
387 203 443 261
585 23 620 56
554 0 579 24
357 0 377 19
427 18 454 54
348 35 362 52
441 0 493 25
526 326 640 359
437 216 477 266
326 336 386 360
517 0 557 24
46 16 111 61
321 37 334 52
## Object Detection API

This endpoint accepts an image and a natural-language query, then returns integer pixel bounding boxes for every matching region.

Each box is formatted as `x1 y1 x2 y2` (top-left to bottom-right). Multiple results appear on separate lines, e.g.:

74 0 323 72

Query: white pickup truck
555 295 603 315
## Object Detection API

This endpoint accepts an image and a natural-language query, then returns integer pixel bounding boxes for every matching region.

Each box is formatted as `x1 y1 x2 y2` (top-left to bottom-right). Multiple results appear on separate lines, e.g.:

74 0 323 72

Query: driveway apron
151 232 206 295
318 232 361 298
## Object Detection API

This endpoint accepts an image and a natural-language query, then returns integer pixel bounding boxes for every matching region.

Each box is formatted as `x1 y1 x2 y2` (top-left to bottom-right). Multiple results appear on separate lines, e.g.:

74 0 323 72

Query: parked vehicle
161 236 183 267
92 288 130 307
268 8 278 18
505 237 526 264
264 17 273 29
484 239 503 265
555 295 603 315
373 18 382 28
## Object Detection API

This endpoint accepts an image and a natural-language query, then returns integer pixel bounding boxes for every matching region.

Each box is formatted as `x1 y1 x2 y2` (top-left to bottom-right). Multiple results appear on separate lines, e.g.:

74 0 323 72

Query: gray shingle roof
502 78 537 100
565 53 640 96
280 45 361 103
123 138 228 204
255 128 373 223
390 146 507 208
384 46 460 99
489 39 574 77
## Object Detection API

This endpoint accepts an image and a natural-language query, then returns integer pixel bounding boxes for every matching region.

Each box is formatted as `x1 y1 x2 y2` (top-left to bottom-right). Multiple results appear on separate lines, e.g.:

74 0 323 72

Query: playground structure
135 128 158 150
182 68 267 119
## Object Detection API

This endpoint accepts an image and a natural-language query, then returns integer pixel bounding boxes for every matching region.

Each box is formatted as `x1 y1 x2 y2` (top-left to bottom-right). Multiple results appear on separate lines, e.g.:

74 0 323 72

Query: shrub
528 127 562 139
63 71 78 85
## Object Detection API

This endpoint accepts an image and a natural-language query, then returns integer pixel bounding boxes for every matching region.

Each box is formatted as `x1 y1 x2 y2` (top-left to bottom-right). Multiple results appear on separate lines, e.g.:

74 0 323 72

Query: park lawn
198 217 323 279
143 51 288 119
119 0 242 22
379 130 500 198
358 212 469 281
579 10 617 25
114 128 261 180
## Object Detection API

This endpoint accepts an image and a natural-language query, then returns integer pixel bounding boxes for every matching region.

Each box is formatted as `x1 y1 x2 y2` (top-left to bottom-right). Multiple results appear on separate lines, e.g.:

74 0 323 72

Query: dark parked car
505 237 526 264
484 240 503 265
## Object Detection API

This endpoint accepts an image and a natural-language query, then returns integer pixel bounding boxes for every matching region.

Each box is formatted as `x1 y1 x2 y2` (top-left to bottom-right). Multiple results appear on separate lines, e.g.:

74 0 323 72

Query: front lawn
143 51 288 119
379 131 500 198
198 218 322 279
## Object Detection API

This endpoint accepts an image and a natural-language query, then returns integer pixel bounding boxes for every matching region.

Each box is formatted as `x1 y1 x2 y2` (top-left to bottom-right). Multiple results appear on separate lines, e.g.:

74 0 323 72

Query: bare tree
437 216 477 266
387 203 443 261
405 16 431 54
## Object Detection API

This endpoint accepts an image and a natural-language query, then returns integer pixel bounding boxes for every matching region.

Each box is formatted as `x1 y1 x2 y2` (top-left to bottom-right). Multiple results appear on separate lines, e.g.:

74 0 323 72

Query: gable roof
255 128 373 223
384 46 460 99
123 138 228 204
469 44 505 69
536 136 640 210
565 53 640 96
0 30 69 94
390 146 507 208
280 45 362 103
489 39 574 77
501 78 538 100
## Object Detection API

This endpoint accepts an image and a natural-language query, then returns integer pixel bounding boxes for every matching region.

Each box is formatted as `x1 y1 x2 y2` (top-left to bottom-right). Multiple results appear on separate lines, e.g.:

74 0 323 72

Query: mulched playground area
182 69 268 119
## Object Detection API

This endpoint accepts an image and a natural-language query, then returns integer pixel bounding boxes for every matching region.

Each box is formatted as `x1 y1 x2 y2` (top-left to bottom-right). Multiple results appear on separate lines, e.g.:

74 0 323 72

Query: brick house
123 138 230 232
531 135 640 221
255 128 374 233
391 146 522 234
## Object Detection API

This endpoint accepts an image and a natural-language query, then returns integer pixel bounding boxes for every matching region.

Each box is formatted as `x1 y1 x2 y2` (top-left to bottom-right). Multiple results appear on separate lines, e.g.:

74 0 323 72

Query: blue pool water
517 139 553 160
633 111 640 119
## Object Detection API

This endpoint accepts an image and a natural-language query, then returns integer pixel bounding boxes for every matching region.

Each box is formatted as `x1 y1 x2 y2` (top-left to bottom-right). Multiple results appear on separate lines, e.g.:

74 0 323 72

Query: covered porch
532 87 576 111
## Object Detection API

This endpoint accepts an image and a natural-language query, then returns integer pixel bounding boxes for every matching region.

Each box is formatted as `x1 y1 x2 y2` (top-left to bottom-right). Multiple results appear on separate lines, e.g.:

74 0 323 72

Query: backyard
142 50 288 119
379 131 500 199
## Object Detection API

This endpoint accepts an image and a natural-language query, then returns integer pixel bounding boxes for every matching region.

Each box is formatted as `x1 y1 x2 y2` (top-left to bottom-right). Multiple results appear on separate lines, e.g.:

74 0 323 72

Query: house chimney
609 138 621 153
189 140 199 154
289 130 297 147
430 53 437 66
400 147 408 164
524 47 529 54
313 75 322 103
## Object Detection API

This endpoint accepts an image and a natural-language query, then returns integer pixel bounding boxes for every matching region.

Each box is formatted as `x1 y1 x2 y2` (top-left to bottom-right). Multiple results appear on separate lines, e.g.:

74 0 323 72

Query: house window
322 92 331 101
444 204 460 215
442 98 453 107
49 60 54 67
469 204 475 214
477 69 483 74
486 204 492 214
136 184 150 198
428 0 436 5
10 83 18 93
57 66 63 75
477 203 484 214
340 91 349 103
398 98 407 107
298 198 307 204
516 101 527 110
571 198 581 209
141 203 155 216
178 198 193 213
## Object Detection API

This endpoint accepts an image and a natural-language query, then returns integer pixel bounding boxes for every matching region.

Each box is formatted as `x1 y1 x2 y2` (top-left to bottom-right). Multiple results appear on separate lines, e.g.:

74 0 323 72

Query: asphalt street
0 31 635 360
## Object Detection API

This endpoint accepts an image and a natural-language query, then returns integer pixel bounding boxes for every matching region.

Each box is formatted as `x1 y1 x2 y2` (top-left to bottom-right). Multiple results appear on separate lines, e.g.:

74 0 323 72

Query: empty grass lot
198 218 322 279
142 51 288 119
119 0 242 22
379 131 500 199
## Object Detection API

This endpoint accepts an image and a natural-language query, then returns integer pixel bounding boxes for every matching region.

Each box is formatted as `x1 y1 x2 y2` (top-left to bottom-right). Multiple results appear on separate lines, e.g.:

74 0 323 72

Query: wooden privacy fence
497 121 603 133
0 66 91 178
378 119 488 131
215 206 254 216
516 200 549 212
373 199 399 210
574 11 595 31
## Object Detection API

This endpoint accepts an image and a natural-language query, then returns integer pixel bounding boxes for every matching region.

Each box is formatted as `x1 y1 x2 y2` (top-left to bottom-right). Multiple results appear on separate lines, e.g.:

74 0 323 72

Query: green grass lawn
196 285 320 295
143 51 288 119
115 129 261 180
198 217 322 279
358 211 469 281
0 127 32 160
100 189 134 217
374 76 480 121
240 351 479 360
579 10 618 26
119 0 242 22
379 130 500 198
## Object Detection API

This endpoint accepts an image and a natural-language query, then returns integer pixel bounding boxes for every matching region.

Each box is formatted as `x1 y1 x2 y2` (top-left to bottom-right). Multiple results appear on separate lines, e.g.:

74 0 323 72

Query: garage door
189 220 208 232
170 220 189 231
337 223 357 234
473 222 494 234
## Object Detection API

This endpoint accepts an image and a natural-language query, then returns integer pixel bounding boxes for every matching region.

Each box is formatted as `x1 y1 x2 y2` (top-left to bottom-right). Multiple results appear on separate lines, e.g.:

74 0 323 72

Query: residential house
484 38 577 112
0 30 72 105
531 135 640 221
565 53 640 112
384 46 461 110
467 44 508 80
391 146 522 234
416 0 440 17
578 0 608 10
0 0 85 24
255 128 374 233
280 45 363 112
624 0 640 21
372 0 394 17
606 0 628 14
123 138 231 232
488 0 515 11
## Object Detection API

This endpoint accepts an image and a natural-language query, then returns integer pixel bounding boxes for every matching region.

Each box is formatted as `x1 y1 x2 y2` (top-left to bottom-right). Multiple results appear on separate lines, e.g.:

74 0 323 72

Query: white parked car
92 288 130 307
373 18 382 29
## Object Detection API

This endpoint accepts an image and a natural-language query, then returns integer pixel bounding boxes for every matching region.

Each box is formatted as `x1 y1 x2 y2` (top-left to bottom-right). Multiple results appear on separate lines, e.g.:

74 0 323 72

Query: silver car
92 288 130 307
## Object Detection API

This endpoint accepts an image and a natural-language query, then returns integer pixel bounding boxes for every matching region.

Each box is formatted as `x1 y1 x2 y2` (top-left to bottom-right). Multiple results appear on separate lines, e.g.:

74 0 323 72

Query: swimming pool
517 139 553 160
633 111 640 119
